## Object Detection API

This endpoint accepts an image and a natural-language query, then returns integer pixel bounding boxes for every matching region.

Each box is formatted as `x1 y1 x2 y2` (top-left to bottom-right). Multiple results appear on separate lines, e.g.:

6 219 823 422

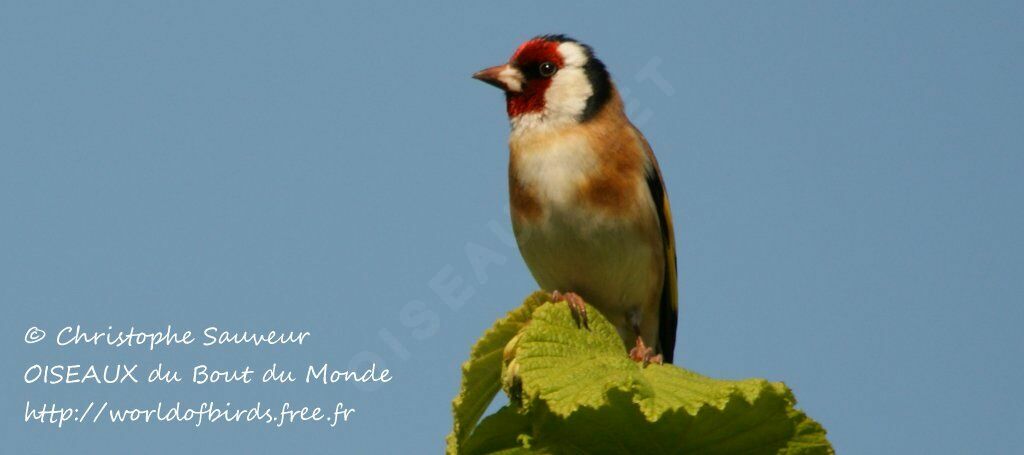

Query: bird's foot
629 337 663 366
550 291 589 329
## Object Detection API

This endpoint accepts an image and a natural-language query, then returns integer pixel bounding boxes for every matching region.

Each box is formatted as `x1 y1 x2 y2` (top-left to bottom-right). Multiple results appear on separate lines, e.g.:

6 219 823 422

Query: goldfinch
473 35 678 364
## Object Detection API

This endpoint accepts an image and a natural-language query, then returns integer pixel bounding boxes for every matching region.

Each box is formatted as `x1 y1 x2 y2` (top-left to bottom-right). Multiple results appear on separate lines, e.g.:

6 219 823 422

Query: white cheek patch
499 66 525 92
547 43 594 120
557 42 589 67
544 67 593 121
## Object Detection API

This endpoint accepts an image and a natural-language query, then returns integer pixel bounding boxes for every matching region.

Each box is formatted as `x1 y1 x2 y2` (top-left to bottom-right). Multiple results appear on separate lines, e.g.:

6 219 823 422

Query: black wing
643 143 678 363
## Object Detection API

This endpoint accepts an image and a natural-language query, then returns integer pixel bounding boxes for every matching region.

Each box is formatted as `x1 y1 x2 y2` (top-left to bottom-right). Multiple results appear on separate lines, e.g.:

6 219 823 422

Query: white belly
513 203 663 327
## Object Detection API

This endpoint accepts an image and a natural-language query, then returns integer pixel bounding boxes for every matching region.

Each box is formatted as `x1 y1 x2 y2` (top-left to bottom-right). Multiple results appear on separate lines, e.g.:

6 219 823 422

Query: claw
550 291 589 329
629 336 661 366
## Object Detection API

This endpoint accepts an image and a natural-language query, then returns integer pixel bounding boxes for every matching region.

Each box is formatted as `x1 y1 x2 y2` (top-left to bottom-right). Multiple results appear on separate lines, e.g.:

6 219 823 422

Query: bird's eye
539 62 557 77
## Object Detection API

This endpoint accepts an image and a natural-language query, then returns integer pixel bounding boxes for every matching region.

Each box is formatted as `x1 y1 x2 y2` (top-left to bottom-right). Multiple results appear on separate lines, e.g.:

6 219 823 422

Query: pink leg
628 336 663 366
550 291 589 329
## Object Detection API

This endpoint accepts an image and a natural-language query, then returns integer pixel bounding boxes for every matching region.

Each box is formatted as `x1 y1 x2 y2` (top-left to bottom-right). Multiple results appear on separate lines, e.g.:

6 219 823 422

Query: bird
472 35 678 364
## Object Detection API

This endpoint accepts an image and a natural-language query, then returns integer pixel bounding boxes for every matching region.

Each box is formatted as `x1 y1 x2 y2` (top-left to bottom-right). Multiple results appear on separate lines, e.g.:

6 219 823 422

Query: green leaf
446 291 548 454
514 303 775 419
460 406 533 455
453 294 833 454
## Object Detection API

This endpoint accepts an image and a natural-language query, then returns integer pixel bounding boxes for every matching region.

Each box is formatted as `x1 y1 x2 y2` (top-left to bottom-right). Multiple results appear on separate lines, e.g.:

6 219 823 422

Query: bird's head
473 35 611 132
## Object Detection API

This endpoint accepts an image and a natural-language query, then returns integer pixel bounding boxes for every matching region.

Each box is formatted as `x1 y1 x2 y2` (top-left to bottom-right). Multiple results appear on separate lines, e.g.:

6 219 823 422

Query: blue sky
2 1 1022 453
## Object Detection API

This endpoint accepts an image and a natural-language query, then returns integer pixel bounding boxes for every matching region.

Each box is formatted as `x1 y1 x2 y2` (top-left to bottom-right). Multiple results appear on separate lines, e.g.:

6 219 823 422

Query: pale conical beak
472 65 509 90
